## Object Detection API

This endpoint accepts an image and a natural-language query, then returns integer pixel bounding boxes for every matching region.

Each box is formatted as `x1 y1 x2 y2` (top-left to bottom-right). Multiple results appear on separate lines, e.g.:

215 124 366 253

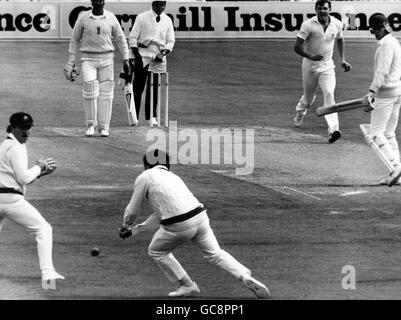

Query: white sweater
124 166 202 225
369 33 401 98
0 134 41 195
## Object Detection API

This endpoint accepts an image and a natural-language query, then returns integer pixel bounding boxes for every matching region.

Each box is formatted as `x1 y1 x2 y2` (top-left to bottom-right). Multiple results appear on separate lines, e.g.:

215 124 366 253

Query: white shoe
293 110 306 128
42 269 65 281
86 126 95 137
168 282 200 297
242 276 271 299
100 129 109 137
388 166 401 187
149 118 158 126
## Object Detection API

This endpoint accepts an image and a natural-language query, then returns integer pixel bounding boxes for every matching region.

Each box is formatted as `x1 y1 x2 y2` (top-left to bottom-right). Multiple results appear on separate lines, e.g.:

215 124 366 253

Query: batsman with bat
362 14 401 186
293 0 352 143
0 113 65 284
119 149 271 298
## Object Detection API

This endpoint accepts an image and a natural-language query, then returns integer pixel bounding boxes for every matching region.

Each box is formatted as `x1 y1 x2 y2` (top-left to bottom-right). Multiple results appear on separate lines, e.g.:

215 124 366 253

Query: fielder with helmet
64 0 130 137
0 112 64 284
119 149 271 298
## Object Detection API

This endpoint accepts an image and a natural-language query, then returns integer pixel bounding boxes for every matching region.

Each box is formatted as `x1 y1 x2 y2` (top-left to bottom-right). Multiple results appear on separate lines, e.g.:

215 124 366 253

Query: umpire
0 112 64 284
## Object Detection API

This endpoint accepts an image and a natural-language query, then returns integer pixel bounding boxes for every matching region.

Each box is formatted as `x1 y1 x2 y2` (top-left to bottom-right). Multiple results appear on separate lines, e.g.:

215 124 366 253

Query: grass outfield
1 40 401 300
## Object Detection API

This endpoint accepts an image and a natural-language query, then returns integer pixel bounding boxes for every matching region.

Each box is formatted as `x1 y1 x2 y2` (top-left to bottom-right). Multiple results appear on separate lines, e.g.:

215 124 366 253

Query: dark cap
9 112 34 129
369 13 388 30
143 148 170 170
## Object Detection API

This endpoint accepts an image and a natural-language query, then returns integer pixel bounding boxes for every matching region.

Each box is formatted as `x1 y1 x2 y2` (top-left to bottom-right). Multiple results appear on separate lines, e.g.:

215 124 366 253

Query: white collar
378 33 392 45
7 133 23 145
89 11 106 19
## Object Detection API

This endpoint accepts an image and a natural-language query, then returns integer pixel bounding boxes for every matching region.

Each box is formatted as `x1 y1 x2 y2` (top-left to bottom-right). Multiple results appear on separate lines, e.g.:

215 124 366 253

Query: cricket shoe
293 110 307 128
42 269 65 281
149 118 158 126
328 130 341 144
86 126 95 137
242 275 271 299
100 129 109 137
388 166 401 187
168 282 200 298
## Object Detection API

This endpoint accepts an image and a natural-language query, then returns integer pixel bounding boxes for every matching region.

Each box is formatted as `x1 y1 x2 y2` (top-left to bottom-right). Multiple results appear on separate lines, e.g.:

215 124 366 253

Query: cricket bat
118 67 138 126
315 96 373 117
360 123 394 173
124 82 138 126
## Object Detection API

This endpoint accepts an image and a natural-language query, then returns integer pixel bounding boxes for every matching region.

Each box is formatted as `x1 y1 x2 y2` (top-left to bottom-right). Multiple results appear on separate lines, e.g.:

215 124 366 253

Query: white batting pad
82 80 99 127
98 81 115 131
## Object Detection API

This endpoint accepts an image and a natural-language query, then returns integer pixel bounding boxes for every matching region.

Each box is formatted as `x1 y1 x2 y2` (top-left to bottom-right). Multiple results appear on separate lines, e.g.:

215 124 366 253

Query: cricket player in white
293 0 352 143
364 14 401 186
129 1 175 125
120 149 271 298
0 113 64 284
65 0 130 137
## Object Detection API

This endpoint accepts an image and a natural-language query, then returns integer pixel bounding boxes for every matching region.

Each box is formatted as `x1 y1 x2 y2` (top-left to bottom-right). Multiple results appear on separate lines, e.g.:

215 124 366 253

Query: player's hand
310 54 323 61
363 93 375 112
341 60 352 72
118 226 132 239
37 158 58 177
154 52 164 63
122 59 131 75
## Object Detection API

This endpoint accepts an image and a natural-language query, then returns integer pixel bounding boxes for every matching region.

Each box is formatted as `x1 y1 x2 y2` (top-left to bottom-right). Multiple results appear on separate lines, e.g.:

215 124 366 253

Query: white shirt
68 9 129 63
0 134 41 195
297 15 343 68
124 166 202 225
129 9 175 70
369 33 401 98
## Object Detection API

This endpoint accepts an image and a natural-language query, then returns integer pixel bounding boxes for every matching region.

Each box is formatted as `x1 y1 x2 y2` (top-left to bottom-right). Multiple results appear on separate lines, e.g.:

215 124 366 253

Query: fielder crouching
0 112 64 284
120 149 271 298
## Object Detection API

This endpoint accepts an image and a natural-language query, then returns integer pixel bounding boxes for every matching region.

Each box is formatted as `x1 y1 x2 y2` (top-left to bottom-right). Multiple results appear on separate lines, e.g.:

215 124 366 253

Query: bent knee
40 222 52 234
372 134 388 145
148 246 169 260
203 249 223 263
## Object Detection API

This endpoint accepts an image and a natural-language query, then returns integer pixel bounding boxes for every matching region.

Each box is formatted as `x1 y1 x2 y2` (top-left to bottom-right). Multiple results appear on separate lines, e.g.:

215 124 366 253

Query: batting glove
64 62 80 82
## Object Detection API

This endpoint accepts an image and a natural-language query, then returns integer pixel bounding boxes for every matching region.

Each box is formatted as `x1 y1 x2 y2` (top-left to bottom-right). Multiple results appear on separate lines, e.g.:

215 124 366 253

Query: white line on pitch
280 186 322 201
340 190 368 196
271 186 292 195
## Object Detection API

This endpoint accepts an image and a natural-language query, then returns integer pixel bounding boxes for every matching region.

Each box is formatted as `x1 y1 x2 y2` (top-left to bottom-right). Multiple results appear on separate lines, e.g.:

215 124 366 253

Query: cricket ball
90 247 100 257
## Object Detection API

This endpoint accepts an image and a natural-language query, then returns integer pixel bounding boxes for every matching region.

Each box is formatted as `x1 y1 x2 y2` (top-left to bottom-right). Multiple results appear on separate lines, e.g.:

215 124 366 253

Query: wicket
149 72 169 128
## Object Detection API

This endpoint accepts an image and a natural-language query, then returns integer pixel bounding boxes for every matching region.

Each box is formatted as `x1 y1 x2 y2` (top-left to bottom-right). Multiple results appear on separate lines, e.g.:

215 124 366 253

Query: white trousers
148 211 251 284
369 95 401 166
81 57 114 83
0 194 55 272
81 56 114 129
296 60 339 133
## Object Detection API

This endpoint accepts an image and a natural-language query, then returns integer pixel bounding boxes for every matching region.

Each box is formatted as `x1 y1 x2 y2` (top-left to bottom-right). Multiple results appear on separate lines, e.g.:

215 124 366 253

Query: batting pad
82 80 99 127
360 124 395 172
98 81 115 131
